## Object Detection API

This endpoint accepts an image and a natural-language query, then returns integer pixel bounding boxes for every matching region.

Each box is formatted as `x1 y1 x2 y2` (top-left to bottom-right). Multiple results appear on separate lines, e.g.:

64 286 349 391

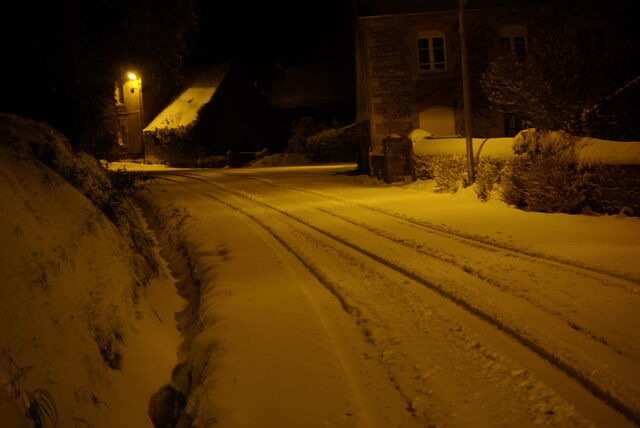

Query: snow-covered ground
0 116 184 427
139 164 640 427
2 107 638 427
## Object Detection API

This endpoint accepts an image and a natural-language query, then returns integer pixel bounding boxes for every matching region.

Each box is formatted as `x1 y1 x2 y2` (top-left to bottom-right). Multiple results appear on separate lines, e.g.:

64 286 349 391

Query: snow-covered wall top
574 137 640 165
411 133 516 160
144 62 231 132
412 128 640 165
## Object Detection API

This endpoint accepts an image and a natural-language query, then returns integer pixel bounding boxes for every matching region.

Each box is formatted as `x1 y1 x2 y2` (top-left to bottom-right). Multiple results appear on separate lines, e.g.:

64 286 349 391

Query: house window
499 25 527 57
417 30 446 71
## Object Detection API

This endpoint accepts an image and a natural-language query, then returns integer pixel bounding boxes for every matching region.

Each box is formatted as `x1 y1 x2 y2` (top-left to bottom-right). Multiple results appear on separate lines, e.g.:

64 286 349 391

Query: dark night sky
186 1 355 83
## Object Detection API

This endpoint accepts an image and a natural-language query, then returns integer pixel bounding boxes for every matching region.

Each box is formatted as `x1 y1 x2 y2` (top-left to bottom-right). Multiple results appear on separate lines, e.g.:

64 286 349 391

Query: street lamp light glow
127 72 138 80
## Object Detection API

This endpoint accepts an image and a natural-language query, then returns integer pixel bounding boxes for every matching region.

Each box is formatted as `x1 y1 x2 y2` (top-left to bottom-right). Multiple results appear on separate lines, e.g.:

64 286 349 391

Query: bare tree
481 24 639 139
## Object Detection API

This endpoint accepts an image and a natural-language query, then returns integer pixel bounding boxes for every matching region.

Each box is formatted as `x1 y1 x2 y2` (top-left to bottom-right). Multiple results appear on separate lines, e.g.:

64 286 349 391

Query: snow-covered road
143 165 640 428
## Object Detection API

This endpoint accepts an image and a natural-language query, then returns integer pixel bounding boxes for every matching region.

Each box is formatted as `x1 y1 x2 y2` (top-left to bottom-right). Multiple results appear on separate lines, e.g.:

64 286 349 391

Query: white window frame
417 30 447 72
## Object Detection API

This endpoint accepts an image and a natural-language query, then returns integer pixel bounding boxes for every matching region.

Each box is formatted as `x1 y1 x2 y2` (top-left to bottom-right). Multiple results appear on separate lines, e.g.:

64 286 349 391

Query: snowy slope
0 116 183 427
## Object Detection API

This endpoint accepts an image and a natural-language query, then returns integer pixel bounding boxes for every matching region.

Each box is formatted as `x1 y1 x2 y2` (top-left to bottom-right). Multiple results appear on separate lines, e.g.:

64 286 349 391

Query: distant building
111 74 145 157
354 0 635 174
143 62 270 164
266 61 355 151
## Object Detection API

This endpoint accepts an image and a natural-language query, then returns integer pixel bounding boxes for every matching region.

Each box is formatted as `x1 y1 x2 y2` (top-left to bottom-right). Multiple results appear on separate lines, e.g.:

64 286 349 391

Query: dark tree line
0 0 199 155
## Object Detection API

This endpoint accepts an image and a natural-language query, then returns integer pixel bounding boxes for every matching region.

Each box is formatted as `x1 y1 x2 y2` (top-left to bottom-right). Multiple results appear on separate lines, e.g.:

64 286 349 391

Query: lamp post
128 72 146 163
458 0 475 184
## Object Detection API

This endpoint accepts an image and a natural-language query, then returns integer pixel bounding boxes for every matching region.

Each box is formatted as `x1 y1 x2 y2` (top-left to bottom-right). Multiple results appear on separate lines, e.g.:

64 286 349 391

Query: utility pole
138 79 146 164
458 0 475 184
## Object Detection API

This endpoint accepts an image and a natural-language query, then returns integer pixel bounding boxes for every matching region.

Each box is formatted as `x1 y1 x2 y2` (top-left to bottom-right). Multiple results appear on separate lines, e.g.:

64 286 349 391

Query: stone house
354 0 630 177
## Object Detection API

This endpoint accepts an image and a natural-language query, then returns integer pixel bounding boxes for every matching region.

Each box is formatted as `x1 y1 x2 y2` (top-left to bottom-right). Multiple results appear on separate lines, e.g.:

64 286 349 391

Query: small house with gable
144 61 270 165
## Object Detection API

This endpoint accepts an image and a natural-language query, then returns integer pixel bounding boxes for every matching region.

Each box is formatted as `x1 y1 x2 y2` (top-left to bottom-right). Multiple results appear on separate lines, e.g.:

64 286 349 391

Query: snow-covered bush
147 125 198 167
414 153 505 200
285 117 354 162
475 159 506 202
414 154 468 193
104 169 159 287
306 127 346 162
285 117 327 154
501 130 586 213
501 156 586 213
412 154 433 180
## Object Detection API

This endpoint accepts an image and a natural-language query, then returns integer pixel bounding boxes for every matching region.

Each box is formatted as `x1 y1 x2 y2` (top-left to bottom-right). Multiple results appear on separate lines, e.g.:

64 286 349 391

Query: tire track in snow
220 172 640 289
152 176 424 427
179 171 640 359
166 172 640 426
313 205 631 357
202 192 423 424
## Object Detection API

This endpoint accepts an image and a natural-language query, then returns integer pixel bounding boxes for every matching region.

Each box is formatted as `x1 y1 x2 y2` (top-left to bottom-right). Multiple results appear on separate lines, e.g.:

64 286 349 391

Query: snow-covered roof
144 62 231 132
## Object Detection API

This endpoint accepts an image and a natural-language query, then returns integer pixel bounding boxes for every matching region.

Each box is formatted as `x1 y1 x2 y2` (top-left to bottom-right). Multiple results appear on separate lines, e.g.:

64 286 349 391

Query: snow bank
0 114 111 204
413 128 640 165
247 153 314 167
0 115 180 427
412 134 516 160
575 138 640 165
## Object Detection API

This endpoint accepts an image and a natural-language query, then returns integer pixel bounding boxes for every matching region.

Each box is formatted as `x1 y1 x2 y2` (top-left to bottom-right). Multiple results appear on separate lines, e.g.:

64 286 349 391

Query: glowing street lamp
127 71 146 163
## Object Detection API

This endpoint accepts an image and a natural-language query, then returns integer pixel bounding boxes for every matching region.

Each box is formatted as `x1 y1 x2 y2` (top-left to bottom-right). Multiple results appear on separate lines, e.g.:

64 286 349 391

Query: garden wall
412 130 640 216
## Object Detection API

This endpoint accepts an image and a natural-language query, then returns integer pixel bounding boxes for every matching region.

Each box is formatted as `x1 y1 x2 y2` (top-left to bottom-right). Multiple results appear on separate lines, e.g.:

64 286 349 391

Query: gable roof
266 62 354 109
144 62 231 132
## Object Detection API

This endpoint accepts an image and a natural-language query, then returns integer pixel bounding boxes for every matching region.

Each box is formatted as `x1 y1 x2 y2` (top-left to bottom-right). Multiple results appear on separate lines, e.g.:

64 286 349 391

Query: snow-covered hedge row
412 129 640 215
145 125 197 167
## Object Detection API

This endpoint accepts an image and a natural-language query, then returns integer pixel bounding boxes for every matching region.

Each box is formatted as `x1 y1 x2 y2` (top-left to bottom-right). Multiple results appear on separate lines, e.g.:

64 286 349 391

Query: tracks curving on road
150 169 639 427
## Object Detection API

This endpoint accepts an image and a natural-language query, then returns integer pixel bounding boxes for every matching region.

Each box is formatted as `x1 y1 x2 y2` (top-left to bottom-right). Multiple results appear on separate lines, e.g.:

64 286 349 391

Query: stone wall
358 4 555 151
583 165 640 215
